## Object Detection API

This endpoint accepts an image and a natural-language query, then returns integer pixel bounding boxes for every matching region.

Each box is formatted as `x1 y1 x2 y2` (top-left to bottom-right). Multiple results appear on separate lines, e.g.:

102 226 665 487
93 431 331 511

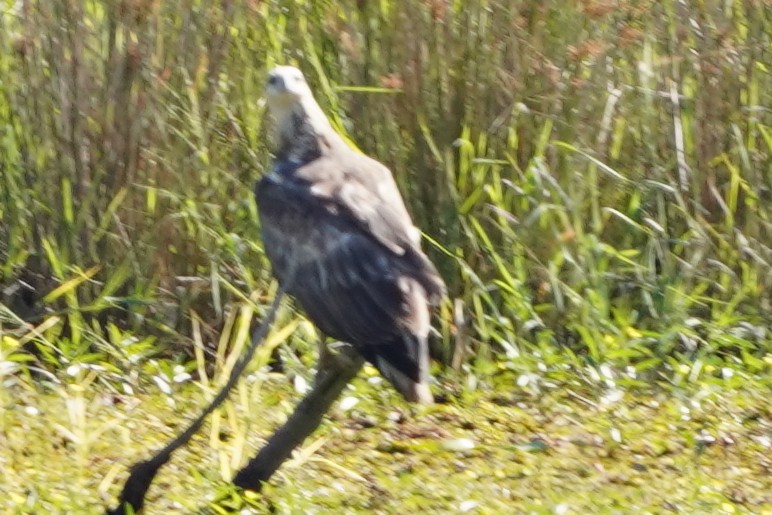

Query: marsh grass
0 0 771 512
3 366 771 513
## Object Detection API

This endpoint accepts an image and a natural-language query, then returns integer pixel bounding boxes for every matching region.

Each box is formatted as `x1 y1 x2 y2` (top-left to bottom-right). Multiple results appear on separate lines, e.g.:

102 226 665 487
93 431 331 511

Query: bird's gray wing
292 153 446 303
256 173 409 343
294 152 420 255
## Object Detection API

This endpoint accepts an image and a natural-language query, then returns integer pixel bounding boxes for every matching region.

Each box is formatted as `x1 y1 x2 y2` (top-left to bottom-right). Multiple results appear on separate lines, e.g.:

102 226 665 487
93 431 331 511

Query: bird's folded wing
293 153 422 256
260 155 446 304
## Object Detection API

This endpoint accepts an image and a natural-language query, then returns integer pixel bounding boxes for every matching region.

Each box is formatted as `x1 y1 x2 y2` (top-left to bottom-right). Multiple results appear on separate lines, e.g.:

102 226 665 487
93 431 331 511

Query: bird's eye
268 75 278 86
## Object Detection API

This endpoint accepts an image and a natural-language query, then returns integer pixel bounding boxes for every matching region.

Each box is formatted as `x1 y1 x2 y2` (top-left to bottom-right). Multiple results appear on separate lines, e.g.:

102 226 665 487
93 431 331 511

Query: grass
2 365 771 513
0 0 771 512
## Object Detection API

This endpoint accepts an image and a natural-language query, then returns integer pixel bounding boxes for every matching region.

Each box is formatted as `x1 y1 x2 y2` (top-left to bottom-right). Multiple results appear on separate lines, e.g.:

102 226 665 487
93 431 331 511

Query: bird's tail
367 333 434 404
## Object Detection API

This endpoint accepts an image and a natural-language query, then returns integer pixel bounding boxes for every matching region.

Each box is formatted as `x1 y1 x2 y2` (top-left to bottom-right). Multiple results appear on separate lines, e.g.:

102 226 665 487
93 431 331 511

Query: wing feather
298 233 405 343
257 173 408 344
256 155 442 399
289 153 446 301
295 152 422 253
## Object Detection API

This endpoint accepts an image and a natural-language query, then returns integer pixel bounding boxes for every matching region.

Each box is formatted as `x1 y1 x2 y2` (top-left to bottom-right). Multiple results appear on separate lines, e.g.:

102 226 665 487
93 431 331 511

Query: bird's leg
234 343 364 492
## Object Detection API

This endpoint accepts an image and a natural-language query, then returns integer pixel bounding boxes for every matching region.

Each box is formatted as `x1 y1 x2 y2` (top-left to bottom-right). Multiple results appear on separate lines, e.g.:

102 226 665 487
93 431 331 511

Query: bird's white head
265 65 335 153
266 66 313 107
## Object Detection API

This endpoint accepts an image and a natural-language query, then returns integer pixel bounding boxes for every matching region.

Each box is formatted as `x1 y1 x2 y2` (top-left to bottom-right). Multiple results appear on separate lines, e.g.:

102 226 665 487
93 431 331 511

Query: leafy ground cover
2 363 771 513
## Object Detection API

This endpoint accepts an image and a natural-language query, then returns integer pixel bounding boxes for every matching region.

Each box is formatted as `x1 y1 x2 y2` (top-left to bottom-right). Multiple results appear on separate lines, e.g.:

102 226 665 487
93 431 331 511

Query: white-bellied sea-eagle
256 66 445 403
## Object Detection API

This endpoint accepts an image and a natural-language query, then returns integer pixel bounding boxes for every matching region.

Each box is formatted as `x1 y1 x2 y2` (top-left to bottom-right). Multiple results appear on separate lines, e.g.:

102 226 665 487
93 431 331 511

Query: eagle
255 66 446 403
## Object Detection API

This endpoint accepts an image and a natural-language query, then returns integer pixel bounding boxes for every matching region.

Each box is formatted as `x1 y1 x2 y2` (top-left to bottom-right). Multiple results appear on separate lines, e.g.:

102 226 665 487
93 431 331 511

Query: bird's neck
273 97 345 164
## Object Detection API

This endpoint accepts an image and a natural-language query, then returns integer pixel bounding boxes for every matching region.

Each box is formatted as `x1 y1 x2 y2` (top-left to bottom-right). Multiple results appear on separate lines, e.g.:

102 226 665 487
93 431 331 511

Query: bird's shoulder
259 149 420 256
257 152 446 304
312 150 420 255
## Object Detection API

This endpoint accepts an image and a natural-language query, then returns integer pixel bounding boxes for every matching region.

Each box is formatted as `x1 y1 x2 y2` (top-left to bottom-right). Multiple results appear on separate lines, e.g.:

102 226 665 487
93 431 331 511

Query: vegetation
0 0 770 512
